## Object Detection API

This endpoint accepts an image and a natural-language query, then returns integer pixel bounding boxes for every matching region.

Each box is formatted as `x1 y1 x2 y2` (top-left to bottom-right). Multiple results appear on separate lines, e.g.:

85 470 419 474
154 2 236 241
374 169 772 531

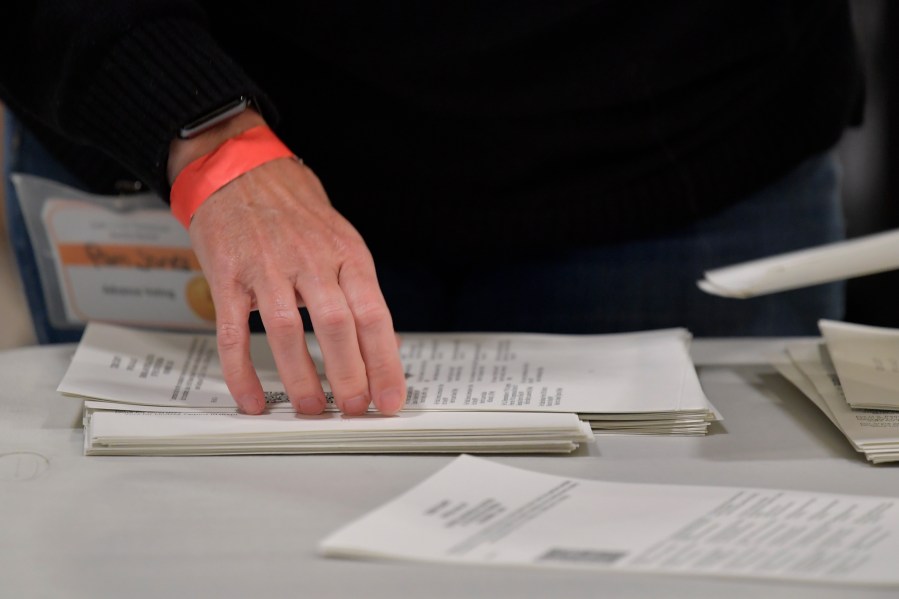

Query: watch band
178 96 251 139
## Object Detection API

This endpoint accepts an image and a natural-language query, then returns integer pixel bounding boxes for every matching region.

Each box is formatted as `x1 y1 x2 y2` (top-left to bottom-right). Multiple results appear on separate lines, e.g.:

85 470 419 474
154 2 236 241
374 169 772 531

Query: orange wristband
170 125 295 229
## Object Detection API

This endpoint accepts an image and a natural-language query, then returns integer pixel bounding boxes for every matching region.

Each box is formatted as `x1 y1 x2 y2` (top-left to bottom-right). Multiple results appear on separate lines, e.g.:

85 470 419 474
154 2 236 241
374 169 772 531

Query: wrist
167 108 266 184
169 124 295 229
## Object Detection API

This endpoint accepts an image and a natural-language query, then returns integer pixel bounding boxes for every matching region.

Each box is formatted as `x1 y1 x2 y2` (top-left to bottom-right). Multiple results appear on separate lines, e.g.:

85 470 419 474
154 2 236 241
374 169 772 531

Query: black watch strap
178 96 251 139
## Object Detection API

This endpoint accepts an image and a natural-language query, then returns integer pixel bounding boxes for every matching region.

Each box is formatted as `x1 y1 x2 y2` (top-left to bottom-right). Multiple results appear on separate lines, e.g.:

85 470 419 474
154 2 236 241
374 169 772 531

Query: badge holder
12 173 217 332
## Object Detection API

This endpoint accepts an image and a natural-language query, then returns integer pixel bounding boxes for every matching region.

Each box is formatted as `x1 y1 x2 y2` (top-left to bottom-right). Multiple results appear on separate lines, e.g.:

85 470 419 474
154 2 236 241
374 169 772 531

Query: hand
169 114 406 417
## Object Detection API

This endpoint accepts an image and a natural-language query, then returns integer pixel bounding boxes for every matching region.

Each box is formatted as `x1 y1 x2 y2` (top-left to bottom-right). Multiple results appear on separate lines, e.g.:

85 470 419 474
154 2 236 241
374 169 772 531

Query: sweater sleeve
0 1 277 200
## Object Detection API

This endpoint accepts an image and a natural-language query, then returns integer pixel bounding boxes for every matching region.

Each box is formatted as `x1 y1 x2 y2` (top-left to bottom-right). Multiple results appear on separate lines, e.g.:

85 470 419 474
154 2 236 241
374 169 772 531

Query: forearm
0 2 275 200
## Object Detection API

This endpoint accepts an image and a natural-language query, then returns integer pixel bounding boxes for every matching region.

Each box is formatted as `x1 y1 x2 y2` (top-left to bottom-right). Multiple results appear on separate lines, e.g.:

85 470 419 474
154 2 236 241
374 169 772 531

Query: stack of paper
58 322 716 455
320 455 899 586
819 319 899 410
83 408 592 456
772 319 899 464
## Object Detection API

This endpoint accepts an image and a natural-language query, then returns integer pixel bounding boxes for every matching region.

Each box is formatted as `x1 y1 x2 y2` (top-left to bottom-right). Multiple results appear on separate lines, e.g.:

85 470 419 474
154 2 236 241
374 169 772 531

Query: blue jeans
5 113 843 341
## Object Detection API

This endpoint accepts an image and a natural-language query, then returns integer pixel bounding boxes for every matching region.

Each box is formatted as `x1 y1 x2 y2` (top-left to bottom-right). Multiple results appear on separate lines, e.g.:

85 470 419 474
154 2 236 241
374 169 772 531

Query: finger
340 259 406 415
254 278 327 415
299 275 370 416
212 286 266 415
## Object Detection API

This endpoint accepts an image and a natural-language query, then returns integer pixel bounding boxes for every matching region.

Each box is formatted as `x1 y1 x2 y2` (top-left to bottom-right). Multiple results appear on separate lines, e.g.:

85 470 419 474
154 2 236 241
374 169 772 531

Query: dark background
0 1 895 347
841 0 899 326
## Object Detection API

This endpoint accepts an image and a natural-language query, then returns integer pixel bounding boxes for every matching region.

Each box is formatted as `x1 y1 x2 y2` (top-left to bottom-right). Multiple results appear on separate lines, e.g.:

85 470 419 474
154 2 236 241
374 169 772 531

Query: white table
1 340 897 598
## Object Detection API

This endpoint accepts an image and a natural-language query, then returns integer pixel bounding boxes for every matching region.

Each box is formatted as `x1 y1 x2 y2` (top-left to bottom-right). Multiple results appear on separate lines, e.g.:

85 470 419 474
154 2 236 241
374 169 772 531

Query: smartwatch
178 96 251 139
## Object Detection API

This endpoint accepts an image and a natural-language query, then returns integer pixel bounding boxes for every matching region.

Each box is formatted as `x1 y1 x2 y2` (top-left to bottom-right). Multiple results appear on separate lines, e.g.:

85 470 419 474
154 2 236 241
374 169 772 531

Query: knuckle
217 322 245 353
342 241 373 266
265 308 302 335
316 301 353 330
353 300 390 331
204 252 242 279
217 260 242 281
329 230 365 258
343 234 368 254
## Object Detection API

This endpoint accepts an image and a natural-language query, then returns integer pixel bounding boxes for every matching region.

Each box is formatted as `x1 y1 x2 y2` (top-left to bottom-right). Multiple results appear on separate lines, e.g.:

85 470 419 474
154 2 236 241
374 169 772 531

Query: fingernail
297 396 325 415
342 395 370 415
377 388 405 415
240 395 265 415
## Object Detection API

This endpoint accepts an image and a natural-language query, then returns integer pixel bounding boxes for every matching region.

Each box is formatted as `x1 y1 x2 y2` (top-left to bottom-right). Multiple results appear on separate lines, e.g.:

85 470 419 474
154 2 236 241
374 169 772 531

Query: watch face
179 96 250 139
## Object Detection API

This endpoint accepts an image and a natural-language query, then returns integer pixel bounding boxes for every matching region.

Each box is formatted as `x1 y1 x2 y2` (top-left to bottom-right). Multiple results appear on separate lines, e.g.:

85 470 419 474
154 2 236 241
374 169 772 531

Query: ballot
320 455 899 586
768 319 899 464
818 319 899 411
774 342 899 464
697 228 899 298
81 405 593 456
58 323 717 450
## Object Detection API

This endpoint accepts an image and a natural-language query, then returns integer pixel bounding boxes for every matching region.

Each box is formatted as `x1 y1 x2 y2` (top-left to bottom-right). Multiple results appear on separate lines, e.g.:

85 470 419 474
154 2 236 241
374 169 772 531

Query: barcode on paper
537 548 627 565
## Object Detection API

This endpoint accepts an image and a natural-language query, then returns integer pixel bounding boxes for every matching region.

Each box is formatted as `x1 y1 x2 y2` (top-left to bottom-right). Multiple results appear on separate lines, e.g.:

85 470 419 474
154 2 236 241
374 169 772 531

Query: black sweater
1 1 863 255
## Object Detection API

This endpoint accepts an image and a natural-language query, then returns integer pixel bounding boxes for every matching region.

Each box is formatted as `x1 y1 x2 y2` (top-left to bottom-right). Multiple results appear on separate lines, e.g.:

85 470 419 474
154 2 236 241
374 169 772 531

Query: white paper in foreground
321 455 899 586
697 228 899 298
58 322 710 415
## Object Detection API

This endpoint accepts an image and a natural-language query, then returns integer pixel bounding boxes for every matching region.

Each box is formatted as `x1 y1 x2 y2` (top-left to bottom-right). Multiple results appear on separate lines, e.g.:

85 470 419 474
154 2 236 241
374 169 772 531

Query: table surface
1 339 897 598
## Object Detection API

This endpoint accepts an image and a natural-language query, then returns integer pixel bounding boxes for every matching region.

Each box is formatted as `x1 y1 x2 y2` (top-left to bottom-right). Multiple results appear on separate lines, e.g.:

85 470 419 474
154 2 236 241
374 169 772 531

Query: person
0 1 864 417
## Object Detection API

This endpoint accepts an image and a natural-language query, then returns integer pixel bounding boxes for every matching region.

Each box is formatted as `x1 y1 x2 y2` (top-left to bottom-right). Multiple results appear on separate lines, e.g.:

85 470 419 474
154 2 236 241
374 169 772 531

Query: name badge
14 174 215 331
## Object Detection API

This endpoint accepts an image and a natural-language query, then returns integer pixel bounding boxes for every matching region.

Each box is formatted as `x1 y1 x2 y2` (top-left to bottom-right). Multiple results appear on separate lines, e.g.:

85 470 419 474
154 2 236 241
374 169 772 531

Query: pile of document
82 409 592 456
58 323 716 456
773 319 899 464
320 455 899 586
